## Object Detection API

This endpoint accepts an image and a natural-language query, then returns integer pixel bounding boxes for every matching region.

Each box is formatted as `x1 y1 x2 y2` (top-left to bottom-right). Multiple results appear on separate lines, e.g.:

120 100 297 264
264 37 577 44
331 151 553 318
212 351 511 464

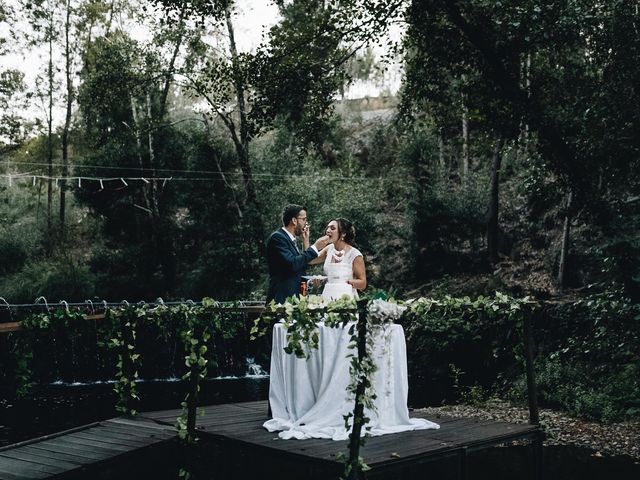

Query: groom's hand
302 223 310 248
313 235 331 250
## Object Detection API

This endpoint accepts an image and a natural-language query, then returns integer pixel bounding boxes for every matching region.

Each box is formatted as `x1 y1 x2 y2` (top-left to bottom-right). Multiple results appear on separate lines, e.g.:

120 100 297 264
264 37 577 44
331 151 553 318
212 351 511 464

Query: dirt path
415 399 640 460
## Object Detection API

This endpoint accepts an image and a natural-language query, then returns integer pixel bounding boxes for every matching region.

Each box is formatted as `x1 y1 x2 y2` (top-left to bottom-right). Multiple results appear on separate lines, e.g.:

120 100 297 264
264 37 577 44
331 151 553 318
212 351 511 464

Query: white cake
322 263 355 301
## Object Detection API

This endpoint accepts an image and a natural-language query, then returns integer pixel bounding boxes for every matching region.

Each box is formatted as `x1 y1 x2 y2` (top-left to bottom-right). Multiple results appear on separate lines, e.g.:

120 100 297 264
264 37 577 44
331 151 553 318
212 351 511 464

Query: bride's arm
308 245 330 265
348 256 367 290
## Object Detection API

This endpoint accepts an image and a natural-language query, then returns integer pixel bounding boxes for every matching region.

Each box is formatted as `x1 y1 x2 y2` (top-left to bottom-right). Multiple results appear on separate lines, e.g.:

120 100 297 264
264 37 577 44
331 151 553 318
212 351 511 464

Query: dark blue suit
266 229 318 303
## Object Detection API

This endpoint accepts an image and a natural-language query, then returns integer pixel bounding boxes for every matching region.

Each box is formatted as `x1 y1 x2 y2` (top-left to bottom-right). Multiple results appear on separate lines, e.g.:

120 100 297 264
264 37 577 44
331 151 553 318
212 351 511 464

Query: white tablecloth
263 322 440 440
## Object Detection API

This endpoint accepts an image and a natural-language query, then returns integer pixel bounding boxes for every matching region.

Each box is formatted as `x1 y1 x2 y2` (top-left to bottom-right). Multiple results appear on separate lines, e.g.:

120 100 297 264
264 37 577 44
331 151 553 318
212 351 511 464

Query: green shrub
0 237 28 274
506 293 640 422
0 258 97 303
404 294 528 399
522 357 640 423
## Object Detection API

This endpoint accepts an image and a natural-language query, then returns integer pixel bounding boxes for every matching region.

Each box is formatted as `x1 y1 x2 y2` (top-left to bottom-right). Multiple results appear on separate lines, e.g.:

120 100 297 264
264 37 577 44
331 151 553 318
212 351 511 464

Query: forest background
0 0 638 424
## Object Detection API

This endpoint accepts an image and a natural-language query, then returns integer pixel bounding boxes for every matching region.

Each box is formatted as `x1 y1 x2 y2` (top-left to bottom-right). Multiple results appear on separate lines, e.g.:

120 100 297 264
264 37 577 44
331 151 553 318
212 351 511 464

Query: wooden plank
0 450 81 470
51 437 130 455
0 423 101 453
141 400 268 422
69 431 154 449
27 442 110 462
14 446 91 466
80 426 167 446
0 322 21 333
145 407 259 425
199 413 266 428
0 455 63 477
0 466 36 480
104 417 173 431
0 400 543 480
198 410 540 471
98 422 174 440
200 404 267 417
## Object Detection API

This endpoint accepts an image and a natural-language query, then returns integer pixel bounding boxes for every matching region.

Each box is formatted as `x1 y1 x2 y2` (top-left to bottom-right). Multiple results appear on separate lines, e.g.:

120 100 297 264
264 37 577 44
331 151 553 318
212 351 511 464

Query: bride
308 218 366 299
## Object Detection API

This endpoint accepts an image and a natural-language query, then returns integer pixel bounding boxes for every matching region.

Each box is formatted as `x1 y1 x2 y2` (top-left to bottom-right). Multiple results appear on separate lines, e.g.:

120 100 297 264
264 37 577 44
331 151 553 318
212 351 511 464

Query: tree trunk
517 52 531 163
202 115 244 218
438 129 446 172
46 13 54 249
106 0 115 35
487 137 504 265
145 91 160 220
158 11 185 121
461 76 469 184
130 97 152 214
60 0 73 233
225 6 258 207
557 191 573 291
146 90 176 293
224 5 266 256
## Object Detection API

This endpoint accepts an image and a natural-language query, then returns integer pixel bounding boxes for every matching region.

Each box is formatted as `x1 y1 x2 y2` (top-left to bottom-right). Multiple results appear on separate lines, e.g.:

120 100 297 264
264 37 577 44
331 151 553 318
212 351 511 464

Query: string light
0 159 375 181
1 173 380 185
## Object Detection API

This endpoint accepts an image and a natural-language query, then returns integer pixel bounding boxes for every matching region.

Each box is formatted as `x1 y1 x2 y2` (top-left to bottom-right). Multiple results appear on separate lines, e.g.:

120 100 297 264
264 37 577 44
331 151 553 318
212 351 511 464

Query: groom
266 204 330 303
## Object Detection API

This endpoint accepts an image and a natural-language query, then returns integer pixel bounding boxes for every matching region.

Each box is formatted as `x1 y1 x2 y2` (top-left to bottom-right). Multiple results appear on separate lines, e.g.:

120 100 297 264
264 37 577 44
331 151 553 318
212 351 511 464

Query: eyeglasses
296 216 308 222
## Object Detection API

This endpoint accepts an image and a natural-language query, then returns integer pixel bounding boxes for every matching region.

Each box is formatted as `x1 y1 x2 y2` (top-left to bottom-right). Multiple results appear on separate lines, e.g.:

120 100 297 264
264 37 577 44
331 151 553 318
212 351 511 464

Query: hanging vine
107 305 142 415
12 312 50 397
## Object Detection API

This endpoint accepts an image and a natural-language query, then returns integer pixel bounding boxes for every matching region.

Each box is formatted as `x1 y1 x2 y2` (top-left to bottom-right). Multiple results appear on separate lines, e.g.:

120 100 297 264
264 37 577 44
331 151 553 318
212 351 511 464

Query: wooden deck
0 416 176 479
0 400 543 479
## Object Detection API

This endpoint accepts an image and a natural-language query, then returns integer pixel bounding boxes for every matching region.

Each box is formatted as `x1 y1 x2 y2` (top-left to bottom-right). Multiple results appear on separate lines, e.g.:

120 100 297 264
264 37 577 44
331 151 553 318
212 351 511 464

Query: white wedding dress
321 244 361 301
263 244 440 440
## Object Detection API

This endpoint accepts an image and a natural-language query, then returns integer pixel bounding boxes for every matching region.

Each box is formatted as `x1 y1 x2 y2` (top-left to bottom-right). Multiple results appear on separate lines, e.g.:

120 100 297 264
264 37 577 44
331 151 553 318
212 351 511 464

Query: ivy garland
8 293 535 479
174 301 212 443
107 305 142 415
12 313 50 397
12 308 92 397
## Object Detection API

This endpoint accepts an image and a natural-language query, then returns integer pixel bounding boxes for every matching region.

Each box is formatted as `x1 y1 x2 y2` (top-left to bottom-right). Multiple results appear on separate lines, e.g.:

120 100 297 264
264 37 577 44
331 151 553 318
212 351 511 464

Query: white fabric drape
264 322 440 440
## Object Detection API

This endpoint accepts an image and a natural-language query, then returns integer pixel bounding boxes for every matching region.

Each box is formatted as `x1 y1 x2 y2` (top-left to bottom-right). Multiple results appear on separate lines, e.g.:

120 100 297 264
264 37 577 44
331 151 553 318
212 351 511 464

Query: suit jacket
266 229 318 304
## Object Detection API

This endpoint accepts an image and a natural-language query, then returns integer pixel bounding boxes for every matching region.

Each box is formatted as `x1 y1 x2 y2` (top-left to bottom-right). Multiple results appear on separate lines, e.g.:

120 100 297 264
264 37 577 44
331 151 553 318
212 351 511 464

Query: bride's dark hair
332 218 356 245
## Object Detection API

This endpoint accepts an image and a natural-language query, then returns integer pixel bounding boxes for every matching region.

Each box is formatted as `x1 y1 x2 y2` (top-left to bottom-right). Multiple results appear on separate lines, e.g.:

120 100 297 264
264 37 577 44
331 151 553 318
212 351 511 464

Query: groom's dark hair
282 204 307 226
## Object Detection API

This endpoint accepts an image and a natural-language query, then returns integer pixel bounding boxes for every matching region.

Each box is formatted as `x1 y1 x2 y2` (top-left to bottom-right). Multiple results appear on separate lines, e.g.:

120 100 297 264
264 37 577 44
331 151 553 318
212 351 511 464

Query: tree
0 2 32 150
402 0 640 286
22 0 63 244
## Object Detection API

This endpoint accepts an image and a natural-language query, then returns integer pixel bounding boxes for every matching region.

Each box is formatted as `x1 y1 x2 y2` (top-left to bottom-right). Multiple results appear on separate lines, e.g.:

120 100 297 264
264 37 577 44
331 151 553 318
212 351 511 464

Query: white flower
367 299 407 322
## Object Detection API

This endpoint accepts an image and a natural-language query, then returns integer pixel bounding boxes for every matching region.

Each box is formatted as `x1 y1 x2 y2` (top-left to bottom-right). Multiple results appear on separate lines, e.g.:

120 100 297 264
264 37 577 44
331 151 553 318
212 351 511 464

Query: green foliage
403 0 640 209
11 308 103 396
404 293 534 399
413 172 491 278
0 257 97 304
0 69 30 147
7 298 248 397
508 292 640 422
253 123 382 270
529 358 640 423
0 236 28 275
108 306 142 415
249 0 349 147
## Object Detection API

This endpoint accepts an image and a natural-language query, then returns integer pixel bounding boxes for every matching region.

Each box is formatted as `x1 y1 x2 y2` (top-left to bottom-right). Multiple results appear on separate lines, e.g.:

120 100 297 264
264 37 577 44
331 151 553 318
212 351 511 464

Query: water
245 356 269 377
0 374 269 447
